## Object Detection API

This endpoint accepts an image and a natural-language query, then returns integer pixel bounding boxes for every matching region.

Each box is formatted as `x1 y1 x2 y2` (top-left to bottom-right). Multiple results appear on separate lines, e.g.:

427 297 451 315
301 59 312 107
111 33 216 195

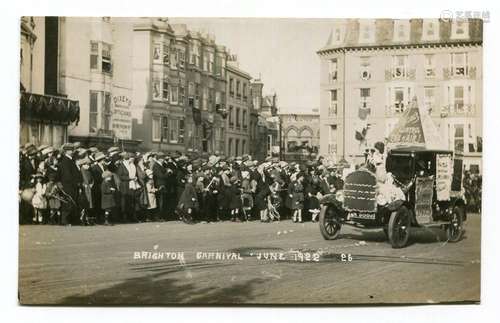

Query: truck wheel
446 206 464 242
319 205 342 240
388 206 411 248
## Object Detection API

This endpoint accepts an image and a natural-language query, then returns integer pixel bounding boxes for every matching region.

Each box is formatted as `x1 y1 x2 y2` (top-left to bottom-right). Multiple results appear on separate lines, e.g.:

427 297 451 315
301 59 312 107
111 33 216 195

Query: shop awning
20 91 80 125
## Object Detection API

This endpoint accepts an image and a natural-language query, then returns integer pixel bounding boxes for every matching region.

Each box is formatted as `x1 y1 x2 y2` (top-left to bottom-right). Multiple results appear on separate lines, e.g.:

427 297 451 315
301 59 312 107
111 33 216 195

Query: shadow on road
60 260 270 305
341 227 467 246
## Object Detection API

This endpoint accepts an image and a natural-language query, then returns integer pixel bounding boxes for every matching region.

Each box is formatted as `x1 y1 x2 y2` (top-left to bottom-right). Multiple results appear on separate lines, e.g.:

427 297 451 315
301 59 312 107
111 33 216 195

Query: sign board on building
112 95 132 139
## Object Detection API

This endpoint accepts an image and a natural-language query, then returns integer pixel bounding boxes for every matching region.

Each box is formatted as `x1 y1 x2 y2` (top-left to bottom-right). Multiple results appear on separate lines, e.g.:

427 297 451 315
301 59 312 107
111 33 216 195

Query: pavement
18 214 481 305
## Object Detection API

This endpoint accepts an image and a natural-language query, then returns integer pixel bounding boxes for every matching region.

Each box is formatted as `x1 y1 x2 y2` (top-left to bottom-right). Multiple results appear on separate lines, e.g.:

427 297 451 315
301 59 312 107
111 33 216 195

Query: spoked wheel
388 206 411 248
446 206 464 242
319 205 342 240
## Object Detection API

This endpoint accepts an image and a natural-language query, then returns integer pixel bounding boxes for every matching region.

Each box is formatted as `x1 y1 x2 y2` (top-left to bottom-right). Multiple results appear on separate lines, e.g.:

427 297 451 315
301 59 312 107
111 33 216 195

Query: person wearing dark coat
177 175 198 223
100 171 116 225
90 152 106 223
152 153 169 221
115 152 141 223
164 159 179 221
19 146 38 224
58 144 82 225
228 176 242 221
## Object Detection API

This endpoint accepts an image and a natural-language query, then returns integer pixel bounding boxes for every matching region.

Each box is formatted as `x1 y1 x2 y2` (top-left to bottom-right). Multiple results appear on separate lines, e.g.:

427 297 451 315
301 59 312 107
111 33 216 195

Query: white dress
32 182 47 209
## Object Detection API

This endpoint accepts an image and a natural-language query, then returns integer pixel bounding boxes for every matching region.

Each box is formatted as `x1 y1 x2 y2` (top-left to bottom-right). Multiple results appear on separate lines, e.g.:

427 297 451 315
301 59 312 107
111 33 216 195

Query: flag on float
387 96 446 150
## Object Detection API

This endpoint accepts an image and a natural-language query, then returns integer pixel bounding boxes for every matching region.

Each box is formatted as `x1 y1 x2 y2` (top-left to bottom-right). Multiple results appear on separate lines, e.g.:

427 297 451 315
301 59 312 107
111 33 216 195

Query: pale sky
169 18 335 114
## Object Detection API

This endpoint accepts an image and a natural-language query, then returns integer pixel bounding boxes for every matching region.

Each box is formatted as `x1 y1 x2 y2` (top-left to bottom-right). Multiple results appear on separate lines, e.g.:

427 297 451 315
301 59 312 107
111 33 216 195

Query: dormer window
393 20 410 42
358 20 375 44
422 19 440 41
335 28 341 42
451 19 469 40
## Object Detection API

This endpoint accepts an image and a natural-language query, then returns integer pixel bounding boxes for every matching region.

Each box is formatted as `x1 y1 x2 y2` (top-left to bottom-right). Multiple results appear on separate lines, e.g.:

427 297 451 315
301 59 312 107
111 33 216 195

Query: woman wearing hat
177 175 198 224
253 164 271 223
289 173 305 223
228 176 242 222
101 170 117 225
78 157 95 225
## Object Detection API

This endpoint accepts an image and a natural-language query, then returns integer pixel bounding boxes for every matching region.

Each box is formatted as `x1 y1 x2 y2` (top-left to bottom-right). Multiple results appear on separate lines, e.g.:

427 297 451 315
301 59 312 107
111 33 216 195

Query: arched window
300 127 313 147
286 128 299 152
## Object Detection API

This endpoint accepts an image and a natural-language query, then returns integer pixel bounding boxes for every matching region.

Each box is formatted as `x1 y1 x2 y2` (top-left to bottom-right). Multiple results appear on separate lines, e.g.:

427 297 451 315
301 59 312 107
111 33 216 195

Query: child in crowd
45 173 61 224
31 173 47 224
228 176 242 222
290 176 305 223
307 189 321 222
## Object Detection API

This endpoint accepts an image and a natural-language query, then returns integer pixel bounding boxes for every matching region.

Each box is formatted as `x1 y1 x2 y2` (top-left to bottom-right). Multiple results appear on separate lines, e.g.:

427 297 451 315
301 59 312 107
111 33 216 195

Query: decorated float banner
415 176 434 224
387 97 446 150
436 154 453 201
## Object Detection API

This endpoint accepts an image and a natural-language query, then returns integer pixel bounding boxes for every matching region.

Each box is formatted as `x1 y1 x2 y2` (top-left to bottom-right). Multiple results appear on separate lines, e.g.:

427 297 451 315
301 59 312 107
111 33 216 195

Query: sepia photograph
17 15 483 306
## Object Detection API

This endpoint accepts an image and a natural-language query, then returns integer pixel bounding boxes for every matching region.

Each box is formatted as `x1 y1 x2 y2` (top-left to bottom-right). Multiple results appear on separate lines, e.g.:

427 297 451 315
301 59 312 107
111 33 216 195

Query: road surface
19 214 481 305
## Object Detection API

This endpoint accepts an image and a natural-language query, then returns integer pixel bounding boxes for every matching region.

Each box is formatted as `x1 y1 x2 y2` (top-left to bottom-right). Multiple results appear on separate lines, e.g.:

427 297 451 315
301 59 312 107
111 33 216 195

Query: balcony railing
385 103 409 116
443 66 477 80
385 68 416 81
440 104 476 117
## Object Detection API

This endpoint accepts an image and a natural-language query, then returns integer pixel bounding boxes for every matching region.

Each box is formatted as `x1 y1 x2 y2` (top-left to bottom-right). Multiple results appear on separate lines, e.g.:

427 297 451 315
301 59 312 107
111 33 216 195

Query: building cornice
317 40 483 56
226 65 252 80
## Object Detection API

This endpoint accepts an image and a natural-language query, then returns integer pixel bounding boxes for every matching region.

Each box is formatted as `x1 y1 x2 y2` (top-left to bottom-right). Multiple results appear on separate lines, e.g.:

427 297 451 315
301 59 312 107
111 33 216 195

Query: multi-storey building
20 17 80 147
280 110 320 161
131 19 228 154
226 60 252 157
249 81 280 160
317 18 483 172
50 17 139 149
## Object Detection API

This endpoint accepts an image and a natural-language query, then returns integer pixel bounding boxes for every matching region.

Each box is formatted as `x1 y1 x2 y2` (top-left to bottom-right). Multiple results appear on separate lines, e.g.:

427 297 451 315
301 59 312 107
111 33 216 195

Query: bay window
102 92 112 131
101 43 112 74
90 42 99 70
162 80 169 102
329 89 338 116
163 44 170 65
170 85 178 104
329 58 338 82
89 91 99 133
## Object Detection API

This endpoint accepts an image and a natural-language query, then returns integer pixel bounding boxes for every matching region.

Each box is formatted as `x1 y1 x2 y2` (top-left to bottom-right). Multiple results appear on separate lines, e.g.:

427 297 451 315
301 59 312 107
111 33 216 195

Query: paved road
19 214 481 305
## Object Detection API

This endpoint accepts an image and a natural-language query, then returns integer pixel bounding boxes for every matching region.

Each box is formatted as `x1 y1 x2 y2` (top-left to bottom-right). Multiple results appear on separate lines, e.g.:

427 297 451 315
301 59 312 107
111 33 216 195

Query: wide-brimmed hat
37 144 49 153
94 152 106 162
61 143 75 151
108 146 120 154
41 146 55 156
77 157 92 166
